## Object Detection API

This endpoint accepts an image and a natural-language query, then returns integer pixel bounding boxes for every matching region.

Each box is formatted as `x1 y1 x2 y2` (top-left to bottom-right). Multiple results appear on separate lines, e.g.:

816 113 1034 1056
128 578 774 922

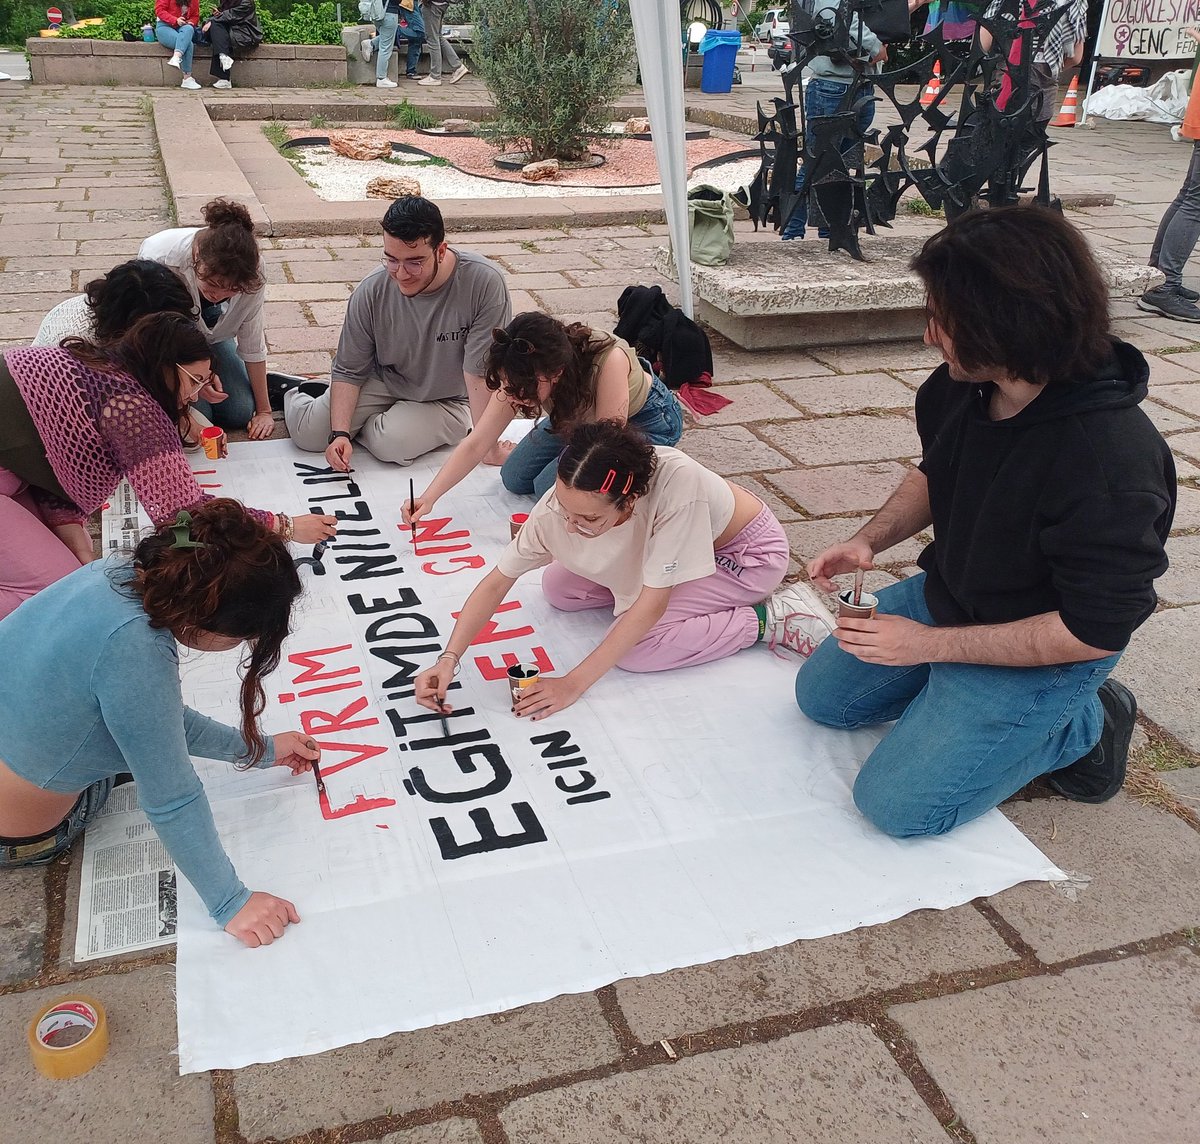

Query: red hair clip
621 473 634 495
599 469 617 494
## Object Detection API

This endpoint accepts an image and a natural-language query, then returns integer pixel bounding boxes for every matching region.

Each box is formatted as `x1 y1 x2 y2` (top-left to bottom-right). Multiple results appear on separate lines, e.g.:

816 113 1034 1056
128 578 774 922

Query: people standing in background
360 0 402 88
920 0 979 54
397 0 426 80
156 0 202 90
418 0 468 86
201 0 263 91
139 198 276 439
981 0 1087 124
1139 27 1200 322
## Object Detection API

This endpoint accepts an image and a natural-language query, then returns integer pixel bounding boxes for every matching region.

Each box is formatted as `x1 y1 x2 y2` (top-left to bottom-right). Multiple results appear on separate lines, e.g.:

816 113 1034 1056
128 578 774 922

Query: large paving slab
0 968 215 1144
0 865 48 985
891 948 1200 1144
230 993 617 1139
499 1024 947 1144
380 1121 486 1144
1116 604 1200 752
758 413 921 467
990 794 1200 962
614 904 1013 1042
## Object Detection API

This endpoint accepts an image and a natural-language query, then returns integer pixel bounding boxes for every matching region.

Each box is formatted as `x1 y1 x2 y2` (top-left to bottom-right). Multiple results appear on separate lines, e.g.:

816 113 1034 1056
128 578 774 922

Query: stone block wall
27 39 348 87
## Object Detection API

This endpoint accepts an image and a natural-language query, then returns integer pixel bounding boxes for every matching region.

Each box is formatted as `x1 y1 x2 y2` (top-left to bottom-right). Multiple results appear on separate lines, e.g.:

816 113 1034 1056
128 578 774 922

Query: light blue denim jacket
0 560 275 926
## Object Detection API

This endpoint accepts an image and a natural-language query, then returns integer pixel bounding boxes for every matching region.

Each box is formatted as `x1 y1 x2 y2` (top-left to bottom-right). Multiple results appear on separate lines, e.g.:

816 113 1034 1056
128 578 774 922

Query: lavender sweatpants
542 504 788 672
0 467 81 621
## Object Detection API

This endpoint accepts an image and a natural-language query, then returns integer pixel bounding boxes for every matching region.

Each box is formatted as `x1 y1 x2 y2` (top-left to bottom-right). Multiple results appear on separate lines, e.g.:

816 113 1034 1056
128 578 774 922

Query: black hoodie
914 338 1176 652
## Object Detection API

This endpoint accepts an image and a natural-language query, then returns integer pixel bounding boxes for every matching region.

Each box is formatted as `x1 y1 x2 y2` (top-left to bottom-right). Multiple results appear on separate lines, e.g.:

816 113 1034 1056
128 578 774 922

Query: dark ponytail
193 198 264 294
557 419 658 510
128 499 302 766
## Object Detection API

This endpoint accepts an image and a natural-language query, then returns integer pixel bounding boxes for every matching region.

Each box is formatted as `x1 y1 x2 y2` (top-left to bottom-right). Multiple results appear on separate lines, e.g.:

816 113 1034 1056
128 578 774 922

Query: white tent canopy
628 0 695 316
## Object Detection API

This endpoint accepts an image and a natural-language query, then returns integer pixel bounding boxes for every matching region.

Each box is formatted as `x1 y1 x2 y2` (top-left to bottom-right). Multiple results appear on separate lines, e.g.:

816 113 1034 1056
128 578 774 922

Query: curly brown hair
910 205 1112 387
126 499 302 766
484 312 612 431
192 199 264 295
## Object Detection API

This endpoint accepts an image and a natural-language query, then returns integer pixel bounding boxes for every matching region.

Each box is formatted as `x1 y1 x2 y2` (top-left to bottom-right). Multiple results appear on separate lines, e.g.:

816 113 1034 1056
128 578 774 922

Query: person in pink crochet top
0 312 337 620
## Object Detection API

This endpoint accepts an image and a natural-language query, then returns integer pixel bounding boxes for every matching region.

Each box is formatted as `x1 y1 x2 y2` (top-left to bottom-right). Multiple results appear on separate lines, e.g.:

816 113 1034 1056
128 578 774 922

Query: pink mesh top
3 346 273 531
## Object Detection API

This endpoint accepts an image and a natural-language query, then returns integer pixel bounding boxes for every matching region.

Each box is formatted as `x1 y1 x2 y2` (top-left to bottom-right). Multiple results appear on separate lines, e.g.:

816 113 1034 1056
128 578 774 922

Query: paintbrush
852 566 865 607
409 477 416 544
312 537 330 562
435 697 451 738
305 738 326 796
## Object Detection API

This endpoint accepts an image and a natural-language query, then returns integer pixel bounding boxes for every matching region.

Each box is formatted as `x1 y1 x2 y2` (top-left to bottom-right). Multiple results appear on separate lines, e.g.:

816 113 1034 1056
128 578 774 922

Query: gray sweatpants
284 377 471 467
420 0 461 79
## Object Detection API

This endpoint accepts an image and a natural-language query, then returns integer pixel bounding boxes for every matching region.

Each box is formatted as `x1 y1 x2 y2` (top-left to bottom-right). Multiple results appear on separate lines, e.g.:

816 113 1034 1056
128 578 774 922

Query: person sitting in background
34 259 196 348
156 0 202 90
414 420 831 722
405 313 684 527
202 0 263 91
396 0 426 80
0 313 335 620
0 500 317 948
140 198 276 439
284 196 511 470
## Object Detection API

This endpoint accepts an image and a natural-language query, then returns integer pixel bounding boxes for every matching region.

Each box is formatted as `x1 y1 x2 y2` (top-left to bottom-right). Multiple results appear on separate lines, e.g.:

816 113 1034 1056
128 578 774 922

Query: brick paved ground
1 80 1198 1144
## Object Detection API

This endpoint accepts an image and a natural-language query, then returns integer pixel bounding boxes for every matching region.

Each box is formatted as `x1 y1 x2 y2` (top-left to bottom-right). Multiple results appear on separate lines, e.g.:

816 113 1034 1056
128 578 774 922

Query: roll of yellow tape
27 997 109 1079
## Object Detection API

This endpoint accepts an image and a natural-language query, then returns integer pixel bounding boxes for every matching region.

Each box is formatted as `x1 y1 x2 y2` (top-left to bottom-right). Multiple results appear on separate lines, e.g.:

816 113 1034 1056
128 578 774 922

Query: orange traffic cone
1050 75 1080 127
920 61 941 109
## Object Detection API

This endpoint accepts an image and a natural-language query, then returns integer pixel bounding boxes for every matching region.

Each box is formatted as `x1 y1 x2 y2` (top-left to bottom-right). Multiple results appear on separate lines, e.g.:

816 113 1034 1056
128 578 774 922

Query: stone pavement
1 81 1199 1144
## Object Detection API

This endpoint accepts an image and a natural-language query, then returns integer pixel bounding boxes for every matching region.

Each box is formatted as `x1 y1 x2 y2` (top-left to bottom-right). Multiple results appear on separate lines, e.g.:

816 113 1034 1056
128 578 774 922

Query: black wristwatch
327 430 352 444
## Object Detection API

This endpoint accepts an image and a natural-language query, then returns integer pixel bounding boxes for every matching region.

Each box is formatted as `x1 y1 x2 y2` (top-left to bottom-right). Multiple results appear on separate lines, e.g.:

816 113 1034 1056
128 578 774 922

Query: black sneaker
1047 679 1137 803
1148 267 1199 301
1137 286 1200 322
266 372 327 412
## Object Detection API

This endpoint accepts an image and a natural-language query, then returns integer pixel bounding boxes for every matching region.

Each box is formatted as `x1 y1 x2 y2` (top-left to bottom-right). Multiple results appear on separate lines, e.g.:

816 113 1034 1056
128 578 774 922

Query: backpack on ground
614 285 714 391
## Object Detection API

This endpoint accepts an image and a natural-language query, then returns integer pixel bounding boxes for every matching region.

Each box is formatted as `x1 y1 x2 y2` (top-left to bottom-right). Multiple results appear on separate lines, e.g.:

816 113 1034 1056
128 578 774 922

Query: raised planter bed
27 37 347 87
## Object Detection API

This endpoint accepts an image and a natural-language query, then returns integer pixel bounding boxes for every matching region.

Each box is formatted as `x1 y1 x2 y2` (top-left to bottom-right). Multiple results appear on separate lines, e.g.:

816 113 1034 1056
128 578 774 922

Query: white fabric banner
174 441 1061 1073
1097 0 1200 60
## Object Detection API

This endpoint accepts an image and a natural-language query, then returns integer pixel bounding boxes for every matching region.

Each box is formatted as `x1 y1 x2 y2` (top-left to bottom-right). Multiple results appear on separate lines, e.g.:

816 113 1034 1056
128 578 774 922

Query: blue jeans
0 778 113 867
501 373 685 500
191 338 256 430
156 21 195 74
398 6 425 76
370 12 399 80
782 77 875 240
794 573 1120 837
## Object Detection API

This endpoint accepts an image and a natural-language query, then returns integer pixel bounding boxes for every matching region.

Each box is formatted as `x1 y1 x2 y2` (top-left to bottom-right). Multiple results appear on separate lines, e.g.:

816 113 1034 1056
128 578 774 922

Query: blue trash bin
698 29 741 94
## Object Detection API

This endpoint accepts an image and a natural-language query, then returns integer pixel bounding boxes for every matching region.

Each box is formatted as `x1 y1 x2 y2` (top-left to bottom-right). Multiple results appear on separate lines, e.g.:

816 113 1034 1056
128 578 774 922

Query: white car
755 7 790 40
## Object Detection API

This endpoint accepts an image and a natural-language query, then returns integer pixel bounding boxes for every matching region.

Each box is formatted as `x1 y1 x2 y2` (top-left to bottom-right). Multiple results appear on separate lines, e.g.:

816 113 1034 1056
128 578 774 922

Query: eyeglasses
381 253 432 273
191 261 243 296
492 327 534 354
178 363 216 396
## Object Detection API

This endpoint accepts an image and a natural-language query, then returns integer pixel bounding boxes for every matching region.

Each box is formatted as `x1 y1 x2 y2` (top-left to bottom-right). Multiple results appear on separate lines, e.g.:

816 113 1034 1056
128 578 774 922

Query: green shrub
389 100 438 130
468 0 636 162
259 2 342 45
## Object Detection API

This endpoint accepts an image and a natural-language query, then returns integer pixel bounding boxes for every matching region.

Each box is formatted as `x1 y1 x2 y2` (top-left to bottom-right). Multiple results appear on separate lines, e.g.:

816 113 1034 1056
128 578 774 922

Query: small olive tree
469 0 638 162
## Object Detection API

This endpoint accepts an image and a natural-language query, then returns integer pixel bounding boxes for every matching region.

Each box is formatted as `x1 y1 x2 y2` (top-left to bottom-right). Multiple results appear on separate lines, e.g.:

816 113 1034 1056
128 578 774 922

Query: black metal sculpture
749 0 1073 260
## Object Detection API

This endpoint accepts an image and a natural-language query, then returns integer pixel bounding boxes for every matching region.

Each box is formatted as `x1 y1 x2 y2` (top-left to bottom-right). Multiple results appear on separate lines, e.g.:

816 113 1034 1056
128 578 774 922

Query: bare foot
482 439 517 467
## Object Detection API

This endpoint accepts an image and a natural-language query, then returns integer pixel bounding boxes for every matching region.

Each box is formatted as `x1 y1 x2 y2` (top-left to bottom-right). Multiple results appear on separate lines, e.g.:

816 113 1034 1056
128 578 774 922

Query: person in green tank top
405 312 684 527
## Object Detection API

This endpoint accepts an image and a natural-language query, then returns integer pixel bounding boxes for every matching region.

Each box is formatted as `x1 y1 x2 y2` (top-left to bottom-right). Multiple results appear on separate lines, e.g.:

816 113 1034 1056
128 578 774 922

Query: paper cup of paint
509 512 529 541
837 589 878 620
200 426 228 460
507 662 540 705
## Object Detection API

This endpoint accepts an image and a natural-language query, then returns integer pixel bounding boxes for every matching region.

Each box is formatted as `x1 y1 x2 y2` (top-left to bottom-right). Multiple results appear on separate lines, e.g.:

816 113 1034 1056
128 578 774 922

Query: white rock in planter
520 159 560 182
365 174 423 199
330 130 394 161
624 116 651 135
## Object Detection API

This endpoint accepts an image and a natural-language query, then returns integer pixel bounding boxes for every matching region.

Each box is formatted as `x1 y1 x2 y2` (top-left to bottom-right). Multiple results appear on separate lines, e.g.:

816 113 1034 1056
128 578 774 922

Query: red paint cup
509 512 529 540
200 426 228 460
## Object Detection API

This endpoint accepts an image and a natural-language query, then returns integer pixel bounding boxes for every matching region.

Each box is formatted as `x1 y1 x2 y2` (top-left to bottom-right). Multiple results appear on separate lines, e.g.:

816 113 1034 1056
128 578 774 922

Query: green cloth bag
687 184 735 266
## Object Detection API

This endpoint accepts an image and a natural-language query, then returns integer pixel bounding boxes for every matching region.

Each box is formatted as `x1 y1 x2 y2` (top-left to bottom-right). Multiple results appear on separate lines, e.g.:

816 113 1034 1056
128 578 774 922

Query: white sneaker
418 75 442 86
168 52 183 69
376 77 398 88
448 63 468 84
213 78 232 90
219 53 234 72
762 582 835 659
181 76 201 90
359 38 373 63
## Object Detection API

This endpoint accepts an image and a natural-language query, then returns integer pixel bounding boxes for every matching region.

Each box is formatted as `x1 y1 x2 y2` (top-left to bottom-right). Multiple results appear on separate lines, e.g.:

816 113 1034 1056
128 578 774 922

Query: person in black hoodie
796 205 1176 837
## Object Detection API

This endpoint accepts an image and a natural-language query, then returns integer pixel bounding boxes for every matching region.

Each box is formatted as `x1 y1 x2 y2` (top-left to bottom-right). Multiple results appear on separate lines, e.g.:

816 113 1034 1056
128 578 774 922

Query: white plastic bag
1083 70 1189 124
